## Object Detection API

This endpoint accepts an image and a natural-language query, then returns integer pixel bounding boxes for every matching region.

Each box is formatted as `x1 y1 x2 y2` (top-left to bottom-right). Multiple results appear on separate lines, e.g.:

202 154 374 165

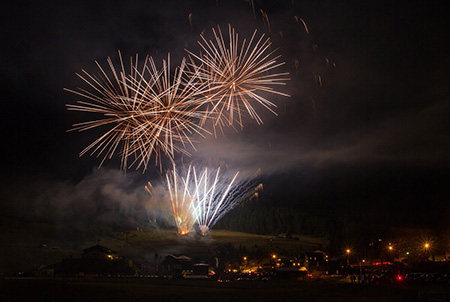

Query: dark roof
83 244 117 255
165 254 192 262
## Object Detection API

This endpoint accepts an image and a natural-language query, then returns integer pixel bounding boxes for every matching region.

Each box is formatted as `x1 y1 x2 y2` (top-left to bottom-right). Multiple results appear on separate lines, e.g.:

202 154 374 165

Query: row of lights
241 254 278 261
242 243 433 264
346 242 432 255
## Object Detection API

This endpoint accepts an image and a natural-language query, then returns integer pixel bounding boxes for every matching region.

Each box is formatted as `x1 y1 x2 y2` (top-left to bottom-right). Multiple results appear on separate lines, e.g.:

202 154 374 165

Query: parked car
437 273 450 285
425 273 440 284
405 272 425 284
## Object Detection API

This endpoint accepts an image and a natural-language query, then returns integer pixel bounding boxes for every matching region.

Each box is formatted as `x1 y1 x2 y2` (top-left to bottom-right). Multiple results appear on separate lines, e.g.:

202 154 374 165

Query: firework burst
186 24 290 130
126 55 210 170
66 52 210 171
65 51 148 170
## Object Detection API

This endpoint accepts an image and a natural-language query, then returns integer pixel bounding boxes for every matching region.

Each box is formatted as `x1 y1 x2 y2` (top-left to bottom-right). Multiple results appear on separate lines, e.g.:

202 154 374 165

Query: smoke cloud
193 99 450 175
1 168 175 240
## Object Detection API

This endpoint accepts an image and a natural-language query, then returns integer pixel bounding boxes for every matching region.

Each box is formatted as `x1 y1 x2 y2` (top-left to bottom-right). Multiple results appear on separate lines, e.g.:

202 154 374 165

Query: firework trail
245 0 256 18
186 24 290 130
187 166 261 235
157 164 260 235
66 52 210 171
158 166 196 235
260 10 271 33
294 16 309 34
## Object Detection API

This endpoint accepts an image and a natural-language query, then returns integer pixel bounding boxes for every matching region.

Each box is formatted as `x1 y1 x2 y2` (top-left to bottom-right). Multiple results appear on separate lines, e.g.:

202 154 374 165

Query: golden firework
186 24 290 130
66 52 210 171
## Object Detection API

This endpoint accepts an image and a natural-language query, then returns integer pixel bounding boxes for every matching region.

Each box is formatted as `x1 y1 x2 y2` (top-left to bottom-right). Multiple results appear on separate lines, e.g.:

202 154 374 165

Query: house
49 244 135 277
159 255 211 279
82 244 120 260
187 263 210 279
159 255 192 278
304 250 328 273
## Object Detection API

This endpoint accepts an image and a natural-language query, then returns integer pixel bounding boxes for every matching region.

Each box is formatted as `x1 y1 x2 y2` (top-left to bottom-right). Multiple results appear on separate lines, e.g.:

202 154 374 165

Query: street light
387 243 396 262
346 249 351 266
424 243 431 260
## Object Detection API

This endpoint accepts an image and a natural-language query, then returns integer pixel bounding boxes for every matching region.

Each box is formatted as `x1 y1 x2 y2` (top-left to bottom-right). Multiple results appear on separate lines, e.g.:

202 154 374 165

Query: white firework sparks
174 165 261 235
163 165 196 235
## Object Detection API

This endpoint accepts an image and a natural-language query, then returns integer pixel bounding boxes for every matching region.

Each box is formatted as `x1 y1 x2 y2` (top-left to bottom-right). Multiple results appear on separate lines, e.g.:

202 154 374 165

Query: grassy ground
0 224 328 274
102 229 328 263
2 277 442 302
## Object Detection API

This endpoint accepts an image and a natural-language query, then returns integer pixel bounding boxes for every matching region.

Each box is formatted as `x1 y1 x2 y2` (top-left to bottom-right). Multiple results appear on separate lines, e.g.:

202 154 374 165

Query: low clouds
193 100 450 175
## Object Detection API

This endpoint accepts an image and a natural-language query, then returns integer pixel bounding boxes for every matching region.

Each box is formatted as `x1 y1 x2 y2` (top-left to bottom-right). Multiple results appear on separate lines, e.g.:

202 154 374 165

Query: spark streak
183 165 260 235
186 25 289 130
163 166 196 235
67 25 290 173
66 52 210 171
157 165 260 235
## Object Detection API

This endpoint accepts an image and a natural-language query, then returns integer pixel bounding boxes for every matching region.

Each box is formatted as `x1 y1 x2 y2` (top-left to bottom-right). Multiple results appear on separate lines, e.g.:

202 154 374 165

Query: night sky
2 0 449 233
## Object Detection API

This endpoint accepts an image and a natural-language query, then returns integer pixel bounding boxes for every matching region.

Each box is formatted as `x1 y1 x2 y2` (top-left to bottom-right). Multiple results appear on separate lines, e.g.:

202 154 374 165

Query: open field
2 277 448 302
0 222 328 275
102 229 327 262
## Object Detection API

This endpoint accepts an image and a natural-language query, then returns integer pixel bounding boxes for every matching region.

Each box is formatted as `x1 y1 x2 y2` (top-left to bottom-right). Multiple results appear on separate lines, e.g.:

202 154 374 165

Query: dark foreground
2 277 449 302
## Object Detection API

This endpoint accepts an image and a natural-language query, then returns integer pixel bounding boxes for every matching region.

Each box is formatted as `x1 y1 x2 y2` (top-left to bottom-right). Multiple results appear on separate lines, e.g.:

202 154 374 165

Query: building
159 255 192 278
49 244 135 277
82 244 120 260
159 255 210 279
